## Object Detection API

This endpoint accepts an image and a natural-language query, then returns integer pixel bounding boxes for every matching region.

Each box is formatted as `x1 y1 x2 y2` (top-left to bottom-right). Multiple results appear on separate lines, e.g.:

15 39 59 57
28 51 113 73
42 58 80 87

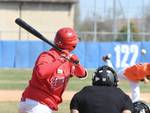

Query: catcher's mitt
133 101 150 113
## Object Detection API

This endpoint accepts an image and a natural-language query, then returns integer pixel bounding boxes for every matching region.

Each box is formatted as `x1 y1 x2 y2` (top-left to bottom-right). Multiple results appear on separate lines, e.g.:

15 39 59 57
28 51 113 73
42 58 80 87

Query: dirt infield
0 90 75 101
0 90 150 102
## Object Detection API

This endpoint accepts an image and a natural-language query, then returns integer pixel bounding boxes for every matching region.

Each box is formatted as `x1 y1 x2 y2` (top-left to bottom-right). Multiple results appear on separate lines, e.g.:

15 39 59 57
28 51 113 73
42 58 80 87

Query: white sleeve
105 59 114 69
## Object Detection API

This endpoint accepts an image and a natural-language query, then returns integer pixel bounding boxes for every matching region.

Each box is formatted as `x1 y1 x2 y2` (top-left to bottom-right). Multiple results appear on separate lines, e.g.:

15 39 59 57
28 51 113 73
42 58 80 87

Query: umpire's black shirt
70 86 133 113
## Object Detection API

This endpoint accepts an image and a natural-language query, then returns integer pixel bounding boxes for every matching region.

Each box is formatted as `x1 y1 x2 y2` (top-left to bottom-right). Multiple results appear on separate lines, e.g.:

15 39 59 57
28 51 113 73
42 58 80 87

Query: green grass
0 69 31 90
0 101 19 113
54 101 70 113
119 80 150 92
0 69 32 80
0 69 150 92
67 76 92 91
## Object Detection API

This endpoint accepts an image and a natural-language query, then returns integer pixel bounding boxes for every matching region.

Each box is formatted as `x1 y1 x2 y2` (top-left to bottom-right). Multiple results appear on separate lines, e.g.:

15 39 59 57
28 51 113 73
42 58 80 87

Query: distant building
0 0 77 40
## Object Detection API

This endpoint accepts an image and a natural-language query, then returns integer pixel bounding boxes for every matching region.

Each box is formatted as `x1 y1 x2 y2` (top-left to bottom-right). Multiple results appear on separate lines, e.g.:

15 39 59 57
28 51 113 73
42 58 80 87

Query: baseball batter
18 27 87 113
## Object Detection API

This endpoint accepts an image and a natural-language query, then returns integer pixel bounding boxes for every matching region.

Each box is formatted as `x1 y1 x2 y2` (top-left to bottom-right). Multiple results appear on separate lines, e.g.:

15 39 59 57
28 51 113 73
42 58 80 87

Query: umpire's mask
92 65 118 87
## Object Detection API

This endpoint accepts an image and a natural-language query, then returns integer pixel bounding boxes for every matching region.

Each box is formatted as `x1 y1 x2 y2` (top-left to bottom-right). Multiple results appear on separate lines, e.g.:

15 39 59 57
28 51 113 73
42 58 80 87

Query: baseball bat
15 18 62 51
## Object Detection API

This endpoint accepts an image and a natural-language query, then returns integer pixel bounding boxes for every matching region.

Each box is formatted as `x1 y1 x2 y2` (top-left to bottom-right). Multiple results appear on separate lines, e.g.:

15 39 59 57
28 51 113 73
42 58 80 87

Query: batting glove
69 54 80 65
60 50 79 64
60 50 70 57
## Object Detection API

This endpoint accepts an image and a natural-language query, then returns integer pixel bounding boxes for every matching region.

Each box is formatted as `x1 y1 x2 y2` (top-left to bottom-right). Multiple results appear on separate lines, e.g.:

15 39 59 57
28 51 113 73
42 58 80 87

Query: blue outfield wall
0 41 150 69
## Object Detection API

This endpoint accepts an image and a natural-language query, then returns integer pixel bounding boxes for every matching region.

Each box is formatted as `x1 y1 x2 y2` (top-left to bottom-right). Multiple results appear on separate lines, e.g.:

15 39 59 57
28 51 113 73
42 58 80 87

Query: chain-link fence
1 30 150 42
78 32 150 42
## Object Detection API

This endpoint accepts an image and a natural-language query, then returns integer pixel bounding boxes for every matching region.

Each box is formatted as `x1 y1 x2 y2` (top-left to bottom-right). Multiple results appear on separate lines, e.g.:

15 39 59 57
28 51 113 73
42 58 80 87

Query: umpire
70 65 133 113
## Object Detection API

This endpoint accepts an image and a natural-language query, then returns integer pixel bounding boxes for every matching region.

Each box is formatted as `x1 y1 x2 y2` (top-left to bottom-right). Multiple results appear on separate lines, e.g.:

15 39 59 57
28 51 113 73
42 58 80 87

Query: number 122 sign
114 44 139 69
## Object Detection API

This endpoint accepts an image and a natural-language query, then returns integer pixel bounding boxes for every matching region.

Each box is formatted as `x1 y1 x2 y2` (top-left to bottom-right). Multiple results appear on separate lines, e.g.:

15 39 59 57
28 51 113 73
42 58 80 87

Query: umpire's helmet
133 101 150 113
92 65 118 87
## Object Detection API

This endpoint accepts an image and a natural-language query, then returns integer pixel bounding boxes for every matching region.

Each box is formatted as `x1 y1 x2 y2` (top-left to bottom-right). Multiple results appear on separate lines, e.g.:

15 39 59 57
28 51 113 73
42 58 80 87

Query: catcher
102 54 150 102
18 27 87 113
70 65 133 113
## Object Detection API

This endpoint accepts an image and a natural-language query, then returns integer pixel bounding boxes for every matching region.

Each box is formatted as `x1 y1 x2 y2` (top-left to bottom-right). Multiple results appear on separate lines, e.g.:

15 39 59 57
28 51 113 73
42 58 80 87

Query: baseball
107 53 112 58
141 49 147 55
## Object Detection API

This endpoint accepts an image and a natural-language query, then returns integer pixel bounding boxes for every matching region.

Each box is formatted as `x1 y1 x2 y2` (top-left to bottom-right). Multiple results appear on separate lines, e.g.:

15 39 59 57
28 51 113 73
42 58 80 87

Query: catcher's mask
133 101 150 113
92 65 118 87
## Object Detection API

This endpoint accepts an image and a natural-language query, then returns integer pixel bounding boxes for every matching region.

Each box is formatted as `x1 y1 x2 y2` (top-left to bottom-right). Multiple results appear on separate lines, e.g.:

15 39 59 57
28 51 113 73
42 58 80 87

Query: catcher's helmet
92 65 118 87
54 27 79 52
133 101 150 113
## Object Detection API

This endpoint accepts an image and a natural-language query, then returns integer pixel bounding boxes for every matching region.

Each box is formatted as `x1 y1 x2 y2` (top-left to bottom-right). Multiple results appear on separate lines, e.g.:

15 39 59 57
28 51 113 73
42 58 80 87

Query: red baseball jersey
22 48 87 110
124 63 150 82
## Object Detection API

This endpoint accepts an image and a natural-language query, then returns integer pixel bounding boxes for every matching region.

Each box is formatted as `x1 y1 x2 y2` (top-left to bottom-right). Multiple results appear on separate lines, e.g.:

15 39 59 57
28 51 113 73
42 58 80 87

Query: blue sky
79 0 150 20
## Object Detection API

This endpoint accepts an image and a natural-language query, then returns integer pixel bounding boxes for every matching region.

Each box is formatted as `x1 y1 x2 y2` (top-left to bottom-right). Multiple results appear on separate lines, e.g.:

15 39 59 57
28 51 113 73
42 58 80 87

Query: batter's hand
69 54 80 65
61 50 70 57
60 50 79 64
